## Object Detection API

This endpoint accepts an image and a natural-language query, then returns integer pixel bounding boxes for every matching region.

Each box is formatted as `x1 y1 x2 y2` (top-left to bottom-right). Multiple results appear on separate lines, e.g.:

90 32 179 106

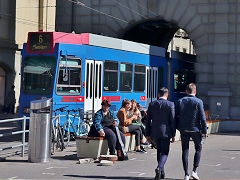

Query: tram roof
28 32 166 57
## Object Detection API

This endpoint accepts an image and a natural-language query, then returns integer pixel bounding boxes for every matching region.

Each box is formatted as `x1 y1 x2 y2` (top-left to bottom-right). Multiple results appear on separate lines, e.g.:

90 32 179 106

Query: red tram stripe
61 96 84 102
102 96 121 102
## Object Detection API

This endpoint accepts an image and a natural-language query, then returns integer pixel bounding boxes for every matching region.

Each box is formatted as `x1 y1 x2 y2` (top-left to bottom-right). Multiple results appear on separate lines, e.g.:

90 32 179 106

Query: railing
0 116 29 157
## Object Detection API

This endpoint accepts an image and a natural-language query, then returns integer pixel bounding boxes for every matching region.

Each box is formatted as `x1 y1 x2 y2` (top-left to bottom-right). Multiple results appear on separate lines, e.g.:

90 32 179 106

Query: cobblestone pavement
0 132 240 180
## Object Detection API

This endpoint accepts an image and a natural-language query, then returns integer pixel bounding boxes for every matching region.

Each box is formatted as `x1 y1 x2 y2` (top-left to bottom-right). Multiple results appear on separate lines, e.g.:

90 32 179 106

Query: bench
76 133 136 159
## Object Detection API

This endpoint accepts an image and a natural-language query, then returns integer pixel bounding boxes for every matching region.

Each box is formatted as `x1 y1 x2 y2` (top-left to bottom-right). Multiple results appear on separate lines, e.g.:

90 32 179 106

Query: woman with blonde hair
117 99 146 153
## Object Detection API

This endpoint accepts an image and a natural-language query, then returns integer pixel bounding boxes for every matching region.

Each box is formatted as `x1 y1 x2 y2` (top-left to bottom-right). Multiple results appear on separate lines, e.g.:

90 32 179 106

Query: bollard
28 98 52 163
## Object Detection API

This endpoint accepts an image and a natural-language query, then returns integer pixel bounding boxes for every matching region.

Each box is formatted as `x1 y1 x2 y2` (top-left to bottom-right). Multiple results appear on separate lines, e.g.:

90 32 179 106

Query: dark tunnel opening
122 20 179 49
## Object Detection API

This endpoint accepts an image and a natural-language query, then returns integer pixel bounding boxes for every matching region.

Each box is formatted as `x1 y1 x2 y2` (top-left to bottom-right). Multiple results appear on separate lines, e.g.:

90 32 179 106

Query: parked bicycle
51 106 68 154
63 108 90 147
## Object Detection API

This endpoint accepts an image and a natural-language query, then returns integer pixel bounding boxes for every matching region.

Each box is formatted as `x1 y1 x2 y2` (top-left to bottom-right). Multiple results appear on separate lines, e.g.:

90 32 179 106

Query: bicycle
51 106 68 154
63 108 90 147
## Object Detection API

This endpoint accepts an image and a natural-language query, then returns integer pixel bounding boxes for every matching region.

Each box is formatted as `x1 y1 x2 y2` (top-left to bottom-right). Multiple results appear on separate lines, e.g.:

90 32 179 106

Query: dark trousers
127 124 143 146
154 137 170 172
180 131 202 175
103 126 126 155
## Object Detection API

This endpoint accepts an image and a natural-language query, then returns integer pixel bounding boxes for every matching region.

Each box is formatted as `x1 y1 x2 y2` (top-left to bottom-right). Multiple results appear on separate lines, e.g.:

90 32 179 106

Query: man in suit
146 87 175 180
175 83 207 180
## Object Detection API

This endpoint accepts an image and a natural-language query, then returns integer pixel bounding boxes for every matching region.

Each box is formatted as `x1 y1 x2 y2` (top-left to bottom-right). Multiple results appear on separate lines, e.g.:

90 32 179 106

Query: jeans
103 126 125 155
180 131 202 175
127 124 143 146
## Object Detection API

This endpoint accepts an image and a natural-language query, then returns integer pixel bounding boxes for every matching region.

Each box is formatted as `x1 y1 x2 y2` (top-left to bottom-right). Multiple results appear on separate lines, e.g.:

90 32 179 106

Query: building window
56 57 82 95
134 64 145 92
120 62 132 92
103 61 118 92
175 46 180 51
183 48 187 53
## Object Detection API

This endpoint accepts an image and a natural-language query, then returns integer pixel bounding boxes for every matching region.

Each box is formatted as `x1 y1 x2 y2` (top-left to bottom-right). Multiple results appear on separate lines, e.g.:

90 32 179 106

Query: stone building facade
0 0 56 113
56 0 240 120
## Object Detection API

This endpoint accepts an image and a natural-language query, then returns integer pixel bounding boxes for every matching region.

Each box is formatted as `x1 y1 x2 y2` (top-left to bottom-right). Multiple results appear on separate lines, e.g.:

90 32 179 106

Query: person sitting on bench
88 100 126 155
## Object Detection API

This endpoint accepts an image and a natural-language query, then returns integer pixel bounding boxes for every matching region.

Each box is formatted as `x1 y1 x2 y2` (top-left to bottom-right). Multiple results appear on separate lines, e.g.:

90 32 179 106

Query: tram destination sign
27 32 54 53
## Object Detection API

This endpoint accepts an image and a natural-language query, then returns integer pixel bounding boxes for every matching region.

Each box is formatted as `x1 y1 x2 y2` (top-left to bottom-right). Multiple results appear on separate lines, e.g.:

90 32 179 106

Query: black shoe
154 168 160 180
140 146 147 152
155 168 165 180
136 149 147 153
160 171 165 179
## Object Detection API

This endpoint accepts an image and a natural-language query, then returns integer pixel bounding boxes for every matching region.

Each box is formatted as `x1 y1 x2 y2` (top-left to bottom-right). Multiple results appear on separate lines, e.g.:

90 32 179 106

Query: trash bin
28 98 52 163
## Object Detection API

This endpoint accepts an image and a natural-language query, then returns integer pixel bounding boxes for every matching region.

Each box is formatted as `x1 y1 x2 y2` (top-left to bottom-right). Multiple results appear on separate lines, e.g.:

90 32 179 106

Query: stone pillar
208 87 232 119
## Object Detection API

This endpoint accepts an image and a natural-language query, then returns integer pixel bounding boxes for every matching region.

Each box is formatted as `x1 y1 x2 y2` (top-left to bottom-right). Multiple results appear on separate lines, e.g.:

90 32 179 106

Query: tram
19 31 195 123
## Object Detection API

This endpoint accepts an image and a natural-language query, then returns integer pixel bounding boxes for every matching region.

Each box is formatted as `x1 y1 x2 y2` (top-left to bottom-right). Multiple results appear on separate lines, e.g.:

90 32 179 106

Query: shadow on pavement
1 159 28 163
222 149 240 152
51 154 78 161
212 132 240 136
64 175 182 180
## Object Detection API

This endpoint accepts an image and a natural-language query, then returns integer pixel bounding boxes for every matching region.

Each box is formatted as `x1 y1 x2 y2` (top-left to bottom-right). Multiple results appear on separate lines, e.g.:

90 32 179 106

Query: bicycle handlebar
53 106 69 113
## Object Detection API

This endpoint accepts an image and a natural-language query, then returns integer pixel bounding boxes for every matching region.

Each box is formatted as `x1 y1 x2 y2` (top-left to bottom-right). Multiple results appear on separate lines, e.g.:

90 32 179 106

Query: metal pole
21 116 26 157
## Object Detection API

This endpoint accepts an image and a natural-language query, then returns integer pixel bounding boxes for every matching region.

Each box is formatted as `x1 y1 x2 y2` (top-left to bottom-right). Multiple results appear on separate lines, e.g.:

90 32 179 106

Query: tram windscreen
22 56 56 95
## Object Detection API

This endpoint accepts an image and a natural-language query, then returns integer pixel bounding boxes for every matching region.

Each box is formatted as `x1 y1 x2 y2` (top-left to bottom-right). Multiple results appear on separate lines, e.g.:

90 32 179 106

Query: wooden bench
76 133 136 159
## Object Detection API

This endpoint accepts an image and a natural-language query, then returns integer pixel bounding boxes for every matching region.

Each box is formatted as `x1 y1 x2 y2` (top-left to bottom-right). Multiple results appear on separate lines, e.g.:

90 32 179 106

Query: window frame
119 62 133 93
56 56 82 95
22 55 57 95
103 60 119 93
134 64 146 93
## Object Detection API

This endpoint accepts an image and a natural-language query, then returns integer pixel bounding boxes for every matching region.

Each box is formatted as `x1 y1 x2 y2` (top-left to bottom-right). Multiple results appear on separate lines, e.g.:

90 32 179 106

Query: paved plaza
0 131 240 180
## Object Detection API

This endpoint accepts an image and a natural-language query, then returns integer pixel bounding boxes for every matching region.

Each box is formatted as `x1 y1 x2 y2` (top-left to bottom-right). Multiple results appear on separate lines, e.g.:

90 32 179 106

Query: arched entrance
0 66 5 106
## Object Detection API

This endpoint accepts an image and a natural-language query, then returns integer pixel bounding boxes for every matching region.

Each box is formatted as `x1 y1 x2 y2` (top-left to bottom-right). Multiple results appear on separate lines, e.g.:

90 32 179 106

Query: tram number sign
27 32 53 53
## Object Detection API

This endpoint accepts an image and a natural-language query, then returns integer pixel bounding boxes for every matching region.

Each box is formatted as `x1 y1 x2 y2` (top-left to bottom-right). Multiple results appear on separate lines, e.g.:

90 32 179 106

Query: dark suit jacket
175 95 207 134
146 98 175 139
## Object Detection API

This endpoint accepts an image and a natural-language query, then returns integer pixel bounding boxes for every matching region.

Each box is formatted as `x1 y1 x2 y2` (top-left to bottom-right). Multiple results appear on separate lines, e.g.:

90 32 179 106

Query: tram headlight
23 107 30 114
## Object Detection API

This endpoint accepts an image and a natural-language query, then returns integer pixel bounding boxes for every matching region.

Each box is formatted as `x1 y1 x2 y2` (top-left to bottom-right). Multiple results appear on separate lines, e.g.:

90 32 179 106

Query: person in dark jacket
90 100 125 155
175 83 207 180
146 87 175 180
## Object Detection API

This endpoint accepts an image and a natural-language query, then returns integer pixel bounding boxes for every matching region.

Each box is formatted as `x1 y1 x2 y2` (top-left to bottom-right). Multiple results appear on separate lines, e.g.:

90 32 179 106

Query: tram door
84 60 103 114
146 67 158 107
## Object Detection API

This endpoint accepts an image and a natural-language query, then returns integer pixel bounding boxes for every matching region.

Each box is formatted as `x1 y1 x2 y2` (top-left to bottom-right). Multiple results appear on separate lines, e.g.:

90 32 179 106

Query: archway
121 19 196 56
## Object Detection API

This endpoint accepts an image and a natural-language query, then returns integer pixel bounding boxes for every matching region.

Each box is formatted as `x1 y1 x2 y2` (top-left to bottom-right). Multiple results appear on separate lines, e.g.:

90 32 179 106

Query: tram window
104 61 118 92
134 64 145 92
158 67 164 90
120 62 132 92
22 56 56 95
56 57 82 95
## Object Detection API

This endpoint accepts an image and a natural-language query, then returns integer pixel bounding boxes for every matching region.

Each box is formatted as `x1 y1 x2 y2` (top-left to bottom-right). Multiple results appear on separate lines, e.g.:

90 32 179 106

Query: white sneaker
191 171 199 180
184 175 189 180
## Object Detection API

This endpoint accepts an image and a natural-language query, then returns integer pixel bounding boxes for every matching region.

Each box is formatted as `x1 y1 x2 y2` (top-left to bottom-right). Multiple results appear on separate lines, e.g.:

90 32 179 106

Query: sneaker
141 141 150 146
140 146 147 153
191 171 199 180
136 149 147 153
184 175 189 180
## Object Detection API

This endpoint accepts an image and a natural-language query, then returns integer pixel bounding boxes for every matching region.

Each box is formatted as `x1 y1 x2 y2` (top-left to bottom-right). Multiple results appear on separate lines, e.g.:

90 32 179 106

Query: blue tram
19 31 195 123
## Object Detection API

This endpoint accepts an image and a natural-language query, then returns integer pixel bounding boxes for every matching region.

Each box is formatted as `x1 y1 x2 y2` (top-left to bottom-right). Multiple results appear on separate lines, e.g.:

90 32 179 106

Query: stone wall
56 0 240 119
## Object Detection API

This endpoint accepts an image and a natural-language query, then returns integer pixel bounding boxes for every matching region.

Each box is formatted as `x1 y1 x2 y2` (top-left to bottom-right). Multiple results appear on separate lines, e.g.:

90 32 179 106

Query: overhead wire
0 12 55 30
134 1 158 16
11 1 198 64
65 0 198 65
67 0 128 24
112 0 148 19
16 6 56 9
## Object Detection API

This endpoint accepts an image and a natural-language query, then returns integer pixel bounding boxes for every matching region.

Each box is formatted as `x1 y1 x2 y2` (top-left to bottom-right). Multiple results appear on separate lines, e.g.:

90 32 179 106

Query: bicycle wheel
51 125 56 155
56 124 65 151
63 121 71 147
79 122 90 136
